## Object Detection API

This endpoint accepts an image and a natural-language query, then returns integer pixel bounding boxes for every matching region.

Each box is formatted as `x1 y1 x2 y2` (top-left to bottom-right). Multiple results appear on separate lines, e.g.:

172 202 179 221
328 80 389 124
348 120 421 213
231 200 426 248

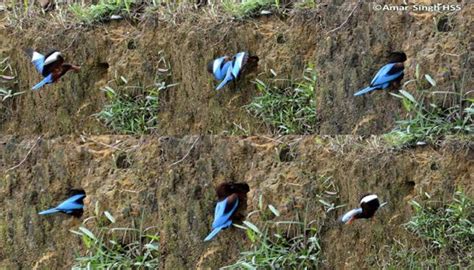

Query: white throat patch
360 194 378 204
44 52 62 66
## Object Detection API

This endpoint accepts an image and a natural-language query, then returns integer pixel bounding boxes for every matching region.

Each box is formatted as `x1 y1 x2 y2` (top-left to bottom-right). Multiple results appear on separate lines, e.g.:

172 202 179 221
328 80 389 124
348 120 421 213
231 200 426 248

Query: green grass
70 0 134 25
407 191 473 253
0 55 22 123
0 87 24 101
71 207 160 269
376 191 473 269
245 66 318 134
222 0 279 18
96 80 160 135
294 0 317 9
385 66 473 147
224 199 322 269
95 67 176 134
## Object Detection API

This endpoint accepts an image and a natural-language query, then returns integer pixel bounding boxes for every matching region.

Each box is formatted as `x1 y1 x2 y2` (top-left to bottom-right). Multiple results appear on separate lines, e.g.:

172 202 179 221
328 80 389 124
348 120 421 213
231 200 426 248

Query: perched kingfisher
340 194 381 224
354 52 407 96
208 52 259 90
204 182 250 241
38 190 86 217
24 48 80 90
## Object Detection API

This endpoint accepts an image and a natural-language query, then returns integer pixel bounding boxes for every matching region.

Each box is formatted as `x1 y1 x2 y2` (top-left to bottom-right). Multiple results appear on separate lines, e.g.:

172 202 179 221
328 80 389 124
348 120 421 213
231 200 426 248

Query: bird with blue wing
339 194 381 224
354 52 407 96
204 182 250 241
208 52 259 90
24 48 80 91
207 55 232 81
39 190 86 218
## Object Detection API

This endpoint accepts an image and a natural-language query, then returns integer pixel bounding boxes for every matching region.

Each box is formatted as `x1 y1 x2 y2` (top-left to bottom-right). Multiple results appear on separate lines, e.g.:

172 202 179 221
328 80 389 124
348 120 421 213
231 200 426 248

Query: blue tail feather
38 208 60 215
354 86 377 96
204 226 224 241
32 75 53 90
216 68 234 90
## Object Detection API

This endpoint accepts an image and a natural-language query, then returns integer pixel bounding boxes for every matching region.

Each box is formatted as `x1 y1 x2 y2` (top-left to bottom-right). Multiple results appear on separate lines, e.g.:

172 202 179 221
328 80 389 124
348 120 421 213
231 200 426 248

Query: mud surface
0 1 473 269
0 136 472 269
0 2 472 135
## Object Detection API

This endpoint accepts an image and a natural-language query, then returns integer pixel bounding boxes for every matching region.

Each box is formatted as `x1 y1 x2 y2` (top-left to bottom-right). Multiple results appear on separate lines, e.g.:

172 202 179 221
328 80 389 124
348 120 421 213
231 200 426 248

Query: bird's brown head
388 51 407 63
216 182 250 200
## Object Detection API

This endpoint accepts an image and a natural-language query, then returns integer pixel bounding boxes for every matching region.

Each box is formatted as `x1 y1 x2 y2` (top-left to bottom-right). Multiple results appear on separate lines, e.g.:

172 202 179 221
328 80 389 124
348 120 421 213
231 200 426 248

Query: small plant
222 0 278 18
294 0 317 9
70 0 134 25
380 191 473 269
71 206 159 269
385 66 473 147
406 191 473 253
96 63 176 134
0 55 22 121
96 82 160 134
246 66 318 134
0 87 24 101
224 199 322 269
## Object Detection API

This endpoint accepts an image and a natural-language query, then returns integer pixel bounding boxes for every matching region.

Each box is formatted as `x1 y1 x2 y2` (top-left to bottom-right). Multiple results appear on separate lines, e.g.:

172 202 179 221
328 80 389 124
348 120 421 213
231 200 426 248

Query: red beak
347 216 356 225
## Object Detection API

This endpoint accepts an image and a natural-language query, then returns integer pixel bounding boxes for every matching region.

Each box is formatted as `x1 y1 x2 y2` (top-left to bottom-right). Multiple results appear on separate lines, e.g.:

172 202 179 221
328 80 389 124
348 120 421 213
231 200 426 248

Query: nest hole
437 16 454 32
115 152 132 169
279 145 296 162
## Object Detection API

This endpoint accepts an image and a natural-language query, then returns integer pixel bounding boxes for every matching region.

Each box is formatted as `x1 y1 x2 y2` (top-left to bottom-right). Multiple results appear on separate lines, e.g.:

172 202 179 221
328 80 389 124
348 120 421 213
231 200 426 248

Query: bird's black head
388 51 407 63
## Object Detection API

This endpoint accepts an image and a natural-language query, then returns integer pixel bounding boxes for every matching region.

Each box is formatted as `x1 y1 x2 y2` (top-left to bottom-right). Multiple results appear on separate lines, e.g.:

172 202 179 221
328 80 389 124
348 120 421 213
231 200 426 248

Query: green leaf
399 90 417 104
104 211 116 223
268 204 280 217
78 227 96 240
424 74 436 86
243 221 262 235
240 261 256 269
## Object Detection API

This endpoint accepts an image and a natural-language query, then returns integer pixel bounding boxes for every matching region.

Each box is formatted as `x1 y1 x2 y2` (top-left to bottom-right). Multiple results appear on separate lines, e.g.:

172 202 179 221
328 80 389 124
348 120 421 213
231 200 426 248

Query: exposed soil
0 135 472 269
0 1 473 269
0 2 472 135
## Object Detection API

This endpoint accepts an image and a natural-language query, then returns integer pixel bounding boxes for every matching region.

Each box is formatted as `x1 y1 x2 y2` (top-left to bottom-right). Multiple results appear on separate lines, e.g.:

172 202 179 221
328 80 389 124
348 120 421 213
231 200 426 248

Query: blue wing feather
355 63 403 96
204 197 239 241
212 57 228 81
370 63 403 87
57 202 83 211
39 194 85 215
56 194 85 209
212 197 239 228
214 61 232 81
231 52 246 78
31 52 45 74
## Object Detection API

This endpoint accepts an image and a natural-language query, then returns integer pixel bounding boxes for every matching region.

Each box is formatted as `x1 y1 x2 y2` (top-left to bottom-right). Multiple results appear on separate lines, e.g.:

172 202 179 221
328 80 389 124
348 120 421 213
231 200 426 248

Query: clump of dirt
0 2 472 135
0 135 471 269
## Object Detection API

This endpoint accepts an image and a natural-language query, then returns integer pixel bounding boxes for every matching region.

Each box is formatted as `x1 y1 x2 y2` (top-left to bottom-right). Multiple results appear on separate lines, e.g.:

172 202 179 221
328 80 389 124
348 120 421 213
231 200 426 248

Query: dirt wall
0 135 472 269
0 1 472 135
